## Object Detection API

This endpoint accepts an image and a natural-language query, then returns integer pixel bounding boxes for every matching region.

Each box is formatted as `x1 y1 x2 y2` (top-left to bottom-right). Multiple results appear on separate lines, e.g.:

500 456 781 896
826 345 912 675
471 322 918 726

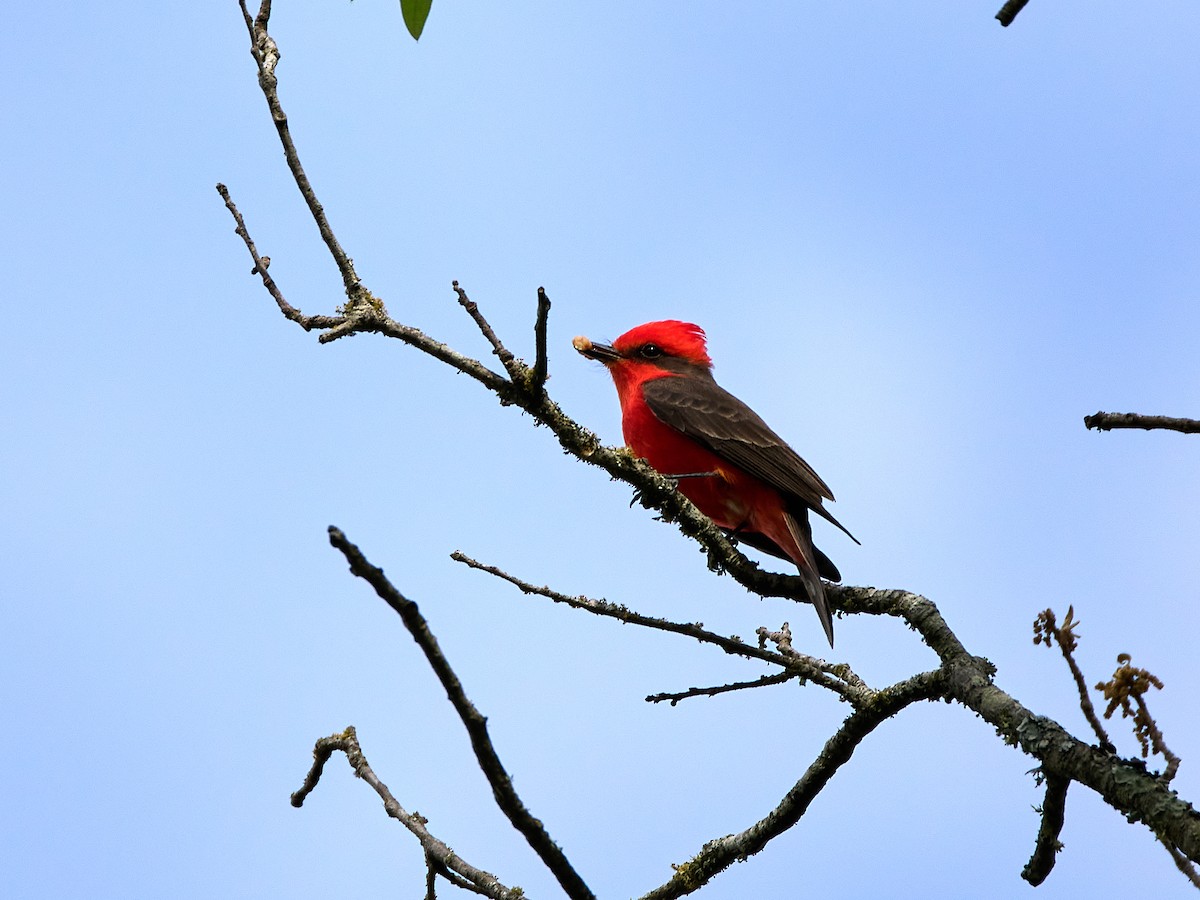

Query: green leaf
400 0 432 40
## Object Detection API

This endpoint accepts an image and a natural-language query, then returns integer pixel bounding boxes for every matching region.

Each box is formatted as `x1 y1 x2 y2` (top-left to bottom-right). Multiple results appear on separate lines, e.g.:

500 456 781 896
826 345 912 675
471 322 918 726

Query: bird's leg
721 519 753 547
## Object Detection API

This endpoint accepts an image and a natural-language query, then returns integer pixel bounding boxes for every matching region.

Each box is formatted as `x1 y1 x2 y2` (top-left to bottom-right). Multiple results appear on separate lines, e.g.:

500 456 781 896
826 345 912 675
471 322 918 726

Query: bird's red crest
613 320 711 366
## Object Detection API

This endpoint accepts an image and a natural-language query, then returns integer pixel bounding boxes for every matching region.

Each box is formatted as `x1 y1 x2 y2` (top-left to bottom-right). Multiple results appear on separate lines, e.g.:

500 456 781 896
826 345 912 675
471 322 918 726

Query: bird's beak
572 335 621 364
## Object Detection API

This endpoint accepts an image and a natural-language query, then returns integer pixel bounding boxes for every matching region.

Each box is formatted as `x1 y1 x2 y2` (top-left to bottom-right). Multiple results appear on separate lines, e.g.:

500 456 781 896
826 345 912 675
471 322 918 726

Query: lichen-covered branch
939 654 1200 865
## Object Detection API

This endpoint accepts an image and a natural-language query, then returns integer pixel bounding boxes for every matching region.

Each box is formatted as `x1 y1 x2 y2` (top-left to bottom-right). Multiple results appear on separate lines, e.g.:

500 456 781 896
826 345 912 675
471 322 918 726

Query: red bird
573 320 857 647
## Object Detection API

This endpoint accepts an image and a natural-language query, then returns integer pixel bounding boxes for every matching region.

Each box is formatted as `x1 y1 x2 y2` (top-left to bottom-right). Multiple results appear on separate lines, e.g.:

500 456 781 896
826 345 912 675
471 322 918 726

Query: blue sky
3 2 1199 897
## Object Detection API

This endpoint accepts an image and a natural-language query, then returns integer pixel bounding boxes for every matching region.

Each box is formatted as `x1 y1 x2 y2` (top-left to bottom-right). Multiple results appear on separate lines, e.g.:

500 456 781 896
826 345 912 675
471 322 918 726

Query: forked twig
291 726 522 900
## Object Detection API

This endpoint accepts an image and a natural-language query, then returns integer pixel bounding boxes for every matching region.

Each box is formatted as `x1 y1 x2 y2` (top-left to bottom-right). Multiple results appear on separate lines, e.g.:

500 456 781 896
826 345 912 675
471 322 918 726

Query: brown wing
642 375 858 544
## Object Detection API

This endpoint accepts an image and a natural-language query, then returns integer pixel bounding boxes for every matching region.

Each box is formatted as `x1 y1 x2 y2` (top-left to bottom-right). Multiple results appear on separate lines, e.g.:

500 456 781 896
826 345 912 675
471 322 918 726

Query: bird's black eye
639 343 664 359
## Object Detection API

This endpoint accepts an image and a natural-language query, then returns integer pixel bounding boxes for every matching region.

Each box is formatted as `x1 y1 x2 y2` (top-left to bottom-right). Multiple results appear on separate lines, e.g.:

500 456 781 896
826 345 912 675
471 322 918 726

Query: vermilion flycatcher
574 320 856 647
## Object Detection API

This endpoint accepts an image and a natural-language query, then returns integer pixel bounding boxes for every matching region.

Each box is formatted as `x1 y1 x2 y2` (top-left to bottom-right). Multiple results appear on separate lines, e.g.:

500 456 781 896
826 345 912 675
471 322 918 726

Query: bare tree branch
646 672 799 706
223 15 847 626
425 853 437 900
217 181 519 392
755 621 871 696
1084 411 1200 434
449 551 870 704
996 0 1031 28
531 287 551 397
215 183 346 331
328 527 595 900
450 551 955 895
1022 773 1069 886
1164 841 1200 890
291 726 523 900
238 0 363 297
454 280 521 381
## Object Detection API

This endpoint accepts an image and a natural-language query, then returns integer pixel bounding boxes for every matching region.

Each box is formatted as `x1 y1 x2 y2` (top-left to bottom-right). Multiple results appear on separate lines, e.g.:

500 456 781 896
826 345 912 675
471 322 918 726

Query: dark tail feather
813 545 841 583
784 511 835 648
814 504 860 546
722 528 842 581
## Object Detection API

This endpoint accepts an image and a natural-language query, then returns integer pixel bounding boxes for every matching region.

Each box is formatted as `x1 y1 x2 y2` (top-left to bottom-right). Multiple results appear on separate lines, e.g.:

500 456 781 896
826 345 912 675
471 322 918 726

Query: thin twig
531 287 551 397
1022 773 1069 886
453 280 521 380
1139 693 1182 783
220 183 514 385
239 0 363 296
1163 840 1200 890
216 183 346 331
450 551 871 704
291 726 521 900
1033 607 1115 752
647 672 798 706
353 313 515 391
424 851 437 900
328 527 596 900
1084 411 1200 434
995 0 1031 27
